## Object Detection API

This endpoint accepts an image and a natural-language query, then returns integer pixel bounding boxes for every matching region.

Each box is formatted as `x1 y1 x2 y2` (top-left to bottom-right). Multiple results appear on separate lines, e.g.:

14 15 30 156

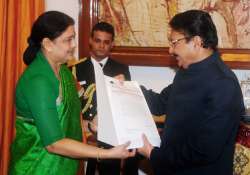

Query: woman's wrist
97 148 108 160
97 150 101 161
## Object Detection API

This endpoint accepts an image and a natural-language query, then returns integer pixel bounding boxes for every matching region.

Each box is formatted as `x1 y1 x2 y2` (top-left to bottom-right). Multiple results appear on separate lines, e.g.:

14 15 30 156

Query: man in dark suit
137 10 245 175
73 22 138 175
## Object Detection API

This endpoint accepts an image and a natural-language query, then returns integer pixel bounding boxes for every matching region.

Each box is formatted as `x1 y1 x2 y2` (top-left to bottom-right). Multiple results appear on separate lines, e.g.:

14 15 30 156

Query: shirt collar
91 57 109 67
181 52 220 72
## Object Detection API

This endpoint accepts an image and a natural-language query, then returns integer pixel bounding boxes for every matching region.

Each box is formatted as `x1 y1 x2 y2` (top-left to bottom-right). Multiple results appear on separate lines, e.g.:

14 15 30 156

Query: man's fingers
123 141 131 148
129 149 136 156
115 74 125 81
142 134 149 144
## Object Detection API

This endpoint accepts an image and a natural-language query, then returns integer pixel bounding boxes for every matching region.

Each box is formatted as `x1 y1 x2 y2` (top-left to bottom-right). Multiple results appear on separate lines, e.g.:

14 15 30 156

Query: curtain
0 1 44 174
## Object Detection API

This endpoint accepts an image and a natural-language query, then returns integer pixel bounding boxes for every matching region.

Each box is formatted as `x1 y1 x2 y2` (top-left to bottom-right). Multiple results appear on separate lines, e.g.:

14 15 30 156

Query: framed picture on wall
79 0 250 69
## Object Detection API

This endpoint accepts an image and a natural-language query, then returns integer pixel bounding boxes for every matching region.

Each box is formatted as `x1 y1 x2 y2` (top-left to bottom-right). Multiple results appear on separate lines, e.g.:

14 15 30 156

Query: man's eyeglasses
168 37 188 47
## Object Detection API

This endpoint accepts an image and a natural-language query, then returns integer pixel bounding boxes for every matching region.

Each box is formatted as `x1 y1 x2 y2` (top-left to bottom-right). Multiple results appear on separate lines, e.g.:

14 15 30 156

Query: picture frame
79 0 250 69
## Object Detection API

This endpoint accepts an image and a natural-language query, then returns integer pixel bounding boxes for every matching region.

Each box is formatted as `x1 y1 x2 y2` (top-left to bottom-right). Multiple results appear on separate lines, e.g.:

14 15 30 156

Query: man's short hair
91 22 115 41
169 10 218 51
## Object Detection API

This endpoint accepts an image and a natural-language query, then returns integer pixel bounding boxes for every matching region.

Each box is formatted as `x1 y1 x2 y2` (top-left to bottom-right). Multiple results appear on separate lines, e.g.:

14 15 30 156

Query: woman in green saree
9 11 134 175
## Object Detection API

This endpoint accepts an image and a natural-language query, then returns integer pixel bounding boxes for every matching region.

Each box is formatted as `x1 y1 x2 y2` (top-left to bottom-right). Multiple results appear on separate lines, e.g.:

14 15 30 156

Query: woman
9 11 134 175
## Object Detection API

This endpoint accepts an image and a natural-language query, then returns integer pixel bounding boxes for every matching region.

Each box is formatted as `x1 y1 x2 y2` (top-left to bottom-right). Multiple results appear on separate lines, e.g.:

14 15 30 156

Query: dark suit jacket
75 57 131 120
142 52 244 175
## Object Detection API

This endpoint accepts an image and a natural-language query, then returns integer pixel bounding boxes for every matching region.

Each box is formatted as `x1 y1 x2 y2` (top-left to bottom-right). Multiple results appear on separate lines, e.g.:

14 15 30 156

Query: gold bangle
97 150 101 162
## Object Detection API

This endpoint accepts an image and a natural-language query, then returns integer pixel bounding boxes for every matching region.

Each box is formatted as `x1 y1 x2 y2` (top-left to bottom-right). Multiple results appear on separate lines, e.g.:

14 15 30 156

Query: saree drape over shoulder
9 51 82 175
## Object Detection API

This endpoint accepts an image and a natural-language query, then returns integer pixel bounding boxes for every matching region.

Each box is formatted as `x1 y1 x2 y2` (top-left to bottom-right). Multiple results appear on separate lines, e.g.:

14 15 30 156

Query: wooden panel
79 0 250 69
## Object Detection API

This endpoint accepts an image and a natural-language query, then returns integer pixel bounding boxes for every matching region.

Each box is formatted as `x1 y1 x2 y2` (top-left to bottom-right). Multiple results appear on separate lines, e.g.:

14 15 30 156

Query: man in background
72 22 138 175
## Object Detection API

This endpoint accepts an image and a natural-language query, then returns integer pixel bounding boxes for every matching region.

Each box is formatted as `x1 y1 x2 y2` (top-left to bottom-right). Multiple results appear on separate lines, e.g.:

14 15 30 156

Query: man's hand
89 115 98 133
114 74 125 81
137 134 153 158
109 141 136 159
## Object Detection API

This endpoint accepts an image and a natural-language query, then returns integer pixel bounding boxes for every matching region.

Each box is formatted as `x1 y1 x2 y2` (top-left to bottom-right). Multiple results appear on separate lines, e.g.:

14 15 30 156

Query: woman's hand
108 141 135 159
137 134 153 158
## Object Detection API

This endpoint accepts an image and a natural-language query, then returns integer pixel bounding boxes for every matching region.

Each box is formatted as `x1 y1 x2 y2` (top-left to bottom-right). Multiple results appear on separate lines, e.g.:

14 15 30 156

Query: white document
93 60 161 149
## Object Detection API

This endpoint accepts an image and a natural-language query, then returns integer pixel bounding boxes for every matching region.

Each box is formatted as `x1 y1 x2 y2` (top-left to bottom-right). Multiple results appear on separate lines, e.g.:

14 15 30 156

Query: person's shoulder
23 59 58 86
18 70 54 94
67 57 90 68
206 57 240 90
212 56 237 81
21 58 49 79
108 57 128 68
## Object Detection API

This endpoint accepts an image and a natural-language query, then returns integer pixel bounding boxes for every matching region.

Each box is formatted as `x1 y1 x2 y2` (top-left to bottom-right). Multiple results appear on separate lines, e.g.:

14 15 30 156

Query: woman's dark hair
23 11 74 65
169 10 218 51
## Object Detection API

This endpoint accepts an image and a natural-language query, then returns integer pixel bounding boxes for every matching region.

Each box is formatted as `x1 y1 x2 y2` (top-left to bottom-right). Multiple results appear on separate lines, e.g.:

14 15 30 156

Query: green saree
9 52 82 175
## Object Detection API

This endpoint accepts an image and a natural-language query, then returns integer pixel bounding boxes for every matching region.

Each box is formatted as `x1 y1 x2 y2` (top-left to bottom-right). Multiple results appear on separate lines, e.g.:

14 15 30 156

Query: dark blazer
142 52 244 175
75 57 131 120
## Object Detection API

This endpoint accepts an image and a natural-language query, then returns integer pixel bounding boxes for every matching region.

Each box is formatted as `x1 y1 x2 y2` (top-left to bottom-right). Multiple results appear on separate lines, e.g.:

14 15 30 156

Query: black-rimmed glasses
168 37 189 47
